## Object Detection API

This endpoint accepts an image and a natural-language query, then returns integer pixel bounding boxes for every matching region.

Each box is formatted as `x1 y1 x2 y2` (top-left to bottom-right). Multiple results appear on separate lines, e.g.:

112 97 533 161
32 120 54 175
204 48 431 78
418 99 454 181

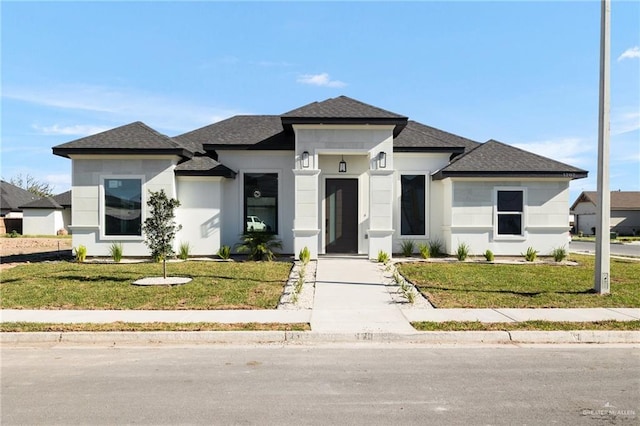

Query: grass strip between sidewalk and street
0 261 292 310
412 320 640 331
398 254 640 308
0 322 310 332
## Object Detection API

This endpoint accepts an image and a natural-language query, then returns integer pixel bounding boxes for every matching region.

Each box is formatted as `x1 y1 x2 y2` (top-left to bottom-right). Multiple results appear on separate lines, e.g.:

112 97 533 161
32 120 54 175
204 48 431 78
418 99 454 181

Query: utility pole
595 0 611 294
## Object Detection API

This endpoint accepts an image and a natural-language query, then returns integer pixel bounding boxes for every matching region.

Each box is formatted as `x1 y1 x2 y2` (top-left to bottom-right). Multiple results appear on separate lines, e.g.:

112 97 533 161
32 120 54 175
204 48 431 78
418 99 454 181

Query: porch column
368 169 394 259
292 169 321 259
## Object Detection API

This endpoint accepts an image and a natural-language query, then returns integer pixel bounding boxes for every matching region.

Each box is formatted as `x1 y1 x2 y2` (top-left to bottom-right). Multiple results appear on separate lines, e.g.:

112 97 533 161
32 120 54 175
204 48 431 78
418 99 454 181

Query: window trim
240 169 282 236
99 175 145 241
493 187 527 240
397 172 429 238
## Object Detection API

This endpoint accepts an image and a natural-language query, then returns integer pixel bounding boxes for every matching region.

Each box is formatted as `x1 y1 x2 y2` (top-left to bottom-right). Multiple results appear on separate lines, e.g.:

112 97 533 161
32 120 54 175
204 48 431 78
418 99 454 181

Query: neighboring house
0 180 40 234
571 191 640 236
53 96 587 259
21 191 72 236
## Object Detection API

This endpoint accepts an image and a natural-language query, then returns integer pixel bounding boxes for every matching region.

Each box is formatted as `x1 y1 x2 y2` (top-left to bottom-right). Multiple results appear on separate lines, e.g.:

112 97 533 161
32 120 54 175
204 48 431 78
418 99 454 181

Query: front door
325 178 358 253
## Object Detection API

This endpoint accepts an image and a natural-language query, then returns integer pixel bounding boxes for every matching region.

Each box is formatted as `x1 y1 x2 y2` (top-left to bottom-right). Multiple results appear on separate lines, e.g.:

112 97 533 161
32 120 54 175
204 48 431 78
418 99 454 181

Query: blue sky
2 1 639 202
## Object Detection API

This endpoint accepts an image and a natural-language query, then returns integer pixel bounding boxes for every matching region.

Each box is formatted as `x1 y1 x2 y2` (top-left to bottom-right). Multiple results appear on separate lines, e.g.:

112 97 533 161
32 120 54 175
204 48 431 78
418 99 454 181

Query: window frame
493 187 527 240
100 175 145 240
241 170 281 235
397 172 428 238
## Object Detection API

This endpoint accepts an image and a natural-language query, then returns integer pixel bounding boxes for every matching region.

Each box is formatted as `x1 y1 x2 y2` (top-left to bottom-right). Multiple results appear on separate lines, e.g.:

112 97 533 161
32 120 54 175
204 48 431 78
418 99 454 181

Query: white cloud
513 137 593 166
297 73 347 88
45 173 71 188
617 46 640 61
32 124 111 136
3 84 242 133
611 110 640 135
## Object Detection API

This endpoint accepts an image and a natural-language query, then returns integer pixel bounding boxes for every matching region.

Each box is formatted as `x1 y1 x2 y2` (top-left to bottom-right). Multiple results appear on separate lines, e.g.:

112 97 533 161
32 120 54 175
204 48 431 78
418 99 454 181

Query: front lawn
412 320 640 331
0 322 310 332
0 261 292 310
398 255 640 308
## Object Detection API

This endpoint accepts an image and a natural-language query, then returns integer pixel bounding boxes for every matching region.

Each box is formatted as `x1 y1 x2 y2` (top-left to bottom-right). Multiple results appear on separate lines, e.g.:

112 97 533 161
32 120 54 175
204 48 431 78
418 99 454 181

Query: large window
244 173 278 233
496 189 524 236
400 175 426 236
104 178 142 236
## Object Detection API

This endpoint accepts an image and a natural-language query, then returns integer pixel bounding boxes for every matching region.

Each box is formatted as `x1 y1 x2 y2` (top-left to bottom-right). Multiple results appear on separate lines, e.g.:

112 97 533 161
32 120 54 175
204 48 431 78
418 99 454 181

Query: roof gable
53 122 193 158
433 139 588 180
571 191 640 211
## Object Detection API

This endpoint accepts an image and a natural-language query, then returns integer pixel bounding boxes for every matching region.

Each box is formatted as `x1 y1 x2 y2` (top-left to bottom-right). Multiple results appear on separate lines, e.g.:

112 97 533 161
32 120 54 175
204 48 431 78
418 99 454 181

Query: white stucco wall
217 151 295 254
69 156 179 256
175 177 223 256
392 153 451 253
22 209 64 235
444 179 571 256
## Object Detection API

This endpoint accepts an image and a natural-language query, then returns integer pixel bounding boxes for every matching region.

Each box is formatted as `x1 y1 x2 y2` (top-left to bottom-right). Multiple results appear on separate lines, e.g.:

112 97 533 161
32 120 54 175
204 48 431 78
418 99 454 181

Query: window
244 173 278 233
496 189 524 236
400 175 426 235
104 178 142 236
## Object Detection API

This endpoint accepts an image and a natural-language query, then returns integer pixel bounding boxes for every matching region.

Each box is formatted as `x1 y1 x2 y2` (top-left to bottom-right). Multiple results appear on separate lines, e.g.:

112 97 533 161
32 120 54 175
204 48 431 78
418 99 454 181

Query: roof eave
393 146 465 154
52 148 193 159
174 167 237 179
432 171 589 181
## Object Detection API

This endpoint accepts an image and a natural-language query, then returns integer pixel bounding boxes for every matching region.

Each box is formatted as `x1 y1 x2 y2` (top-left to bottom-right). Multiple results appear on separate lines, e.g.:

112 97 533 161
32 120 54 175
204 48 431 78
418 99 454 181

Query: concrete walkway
310 256 415 333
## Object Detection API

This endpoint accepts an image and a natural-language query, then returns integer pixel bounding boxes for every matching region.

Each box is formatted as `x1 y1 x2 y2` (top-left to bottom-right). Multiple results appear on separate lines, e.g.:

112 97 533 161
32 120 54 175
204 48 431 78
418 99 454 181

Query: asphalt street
570 240 640 257
2 345 638 425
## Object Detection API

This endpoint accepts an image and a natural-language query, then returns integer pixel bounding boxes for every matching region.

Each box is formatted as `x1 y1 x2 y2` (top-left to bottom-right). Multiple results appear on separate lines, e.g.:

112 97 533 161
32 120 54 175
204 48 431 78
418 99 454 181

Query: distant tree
7 174 55 197
142 190 182 279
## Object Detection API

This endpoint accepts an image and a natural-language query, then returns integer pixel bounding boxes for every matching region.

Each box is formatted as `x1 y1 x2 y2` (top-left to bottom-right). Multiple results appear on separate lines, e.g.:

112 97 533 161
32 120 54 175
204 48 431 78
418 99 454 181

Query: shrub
178 242 190 260
9 230 20 238
551 246 567 262
142 189 182 278
456 242 470 261
484 249 495 262
400 240 415 257
377 250 390 263
428 239 444 257
418 242 430 259
109 242 123 263
235 232 283 261
74 245 87 263
217 245 231 260
523 246 538 262
299 246 311 265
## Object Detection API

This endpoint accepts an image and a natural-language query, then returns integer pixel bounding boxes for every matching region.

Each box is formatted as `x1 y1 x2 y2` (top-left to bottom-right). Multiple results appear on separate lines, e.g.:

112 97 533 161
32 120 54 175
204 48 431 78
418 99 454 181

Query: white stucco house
52 96 587 259
21 191 72 236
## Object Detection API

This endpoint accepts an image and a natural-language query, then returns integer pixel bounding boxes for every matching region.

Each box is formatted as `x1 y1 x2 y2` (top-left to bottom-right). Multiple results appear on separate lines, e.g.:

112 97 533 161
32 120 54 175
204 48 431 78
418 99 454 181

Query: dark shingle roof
20 190 71 209
433 139 588 180
394 121 480 153
53 122 193 158
175 116 292 151
0 180 40 213
175 156 237 178
281 96 408 136
571 191 640 211
282 96 407 119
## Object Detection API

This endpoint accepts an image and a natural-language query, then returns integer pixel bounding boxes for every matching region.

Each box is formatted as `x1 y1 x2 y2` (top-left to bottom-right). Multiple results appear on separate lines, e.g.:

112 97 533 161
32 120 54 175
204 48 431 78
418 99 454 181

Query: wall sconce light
301 151 309 168
378 151 387 168
339 155 347 173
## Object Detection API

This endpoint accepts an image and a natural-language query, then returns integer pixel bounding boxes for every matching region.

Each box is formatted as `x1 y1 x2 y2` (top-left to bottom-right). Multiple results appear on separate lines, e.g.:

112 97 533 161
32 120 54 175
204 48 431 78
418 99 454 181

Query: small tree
142 190 181 279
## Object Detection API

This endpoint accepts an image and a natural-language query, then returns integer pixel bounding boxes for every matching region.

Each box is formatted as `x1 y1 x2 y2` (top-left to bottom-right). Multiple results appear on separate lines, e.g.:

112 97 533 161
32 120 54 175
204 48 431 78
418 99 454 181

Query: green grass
0 261 292 310
0 322 310 332
397 255 640 308
412 320 640 331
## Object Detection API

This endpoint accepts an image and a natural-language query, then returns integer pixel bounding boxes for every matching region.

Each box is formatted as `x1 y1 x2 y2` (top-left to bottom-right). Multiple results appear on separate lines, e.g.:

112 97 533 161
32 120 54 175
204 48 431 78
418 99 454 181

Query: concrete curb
2 330 638 345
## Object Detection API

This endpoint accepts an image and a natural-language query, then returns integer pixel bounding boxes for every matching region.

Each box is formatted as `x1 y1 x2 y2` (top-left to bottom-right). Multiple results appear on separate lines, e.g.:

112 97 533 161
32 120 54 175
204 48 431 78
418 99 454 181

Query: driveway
570 240 640 257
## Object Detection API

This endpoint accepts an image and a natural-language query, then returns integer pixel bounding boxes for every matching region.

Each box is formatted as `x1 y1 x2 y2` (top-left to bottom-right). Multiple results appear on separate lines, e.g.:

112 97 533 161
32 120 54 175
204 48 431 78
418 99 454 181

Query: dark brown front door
325 179 358 253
